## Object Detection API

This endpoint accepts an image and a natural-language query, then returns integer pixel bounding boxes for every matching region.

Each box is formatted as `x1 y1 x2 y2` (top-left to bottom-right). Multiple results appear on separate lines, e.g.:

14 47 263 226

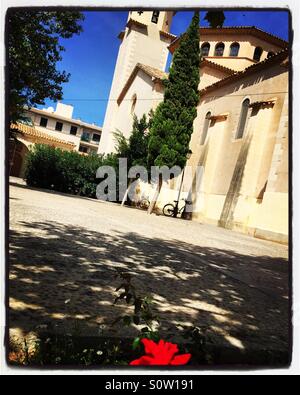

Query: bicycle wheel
163 204 175 217
139 199 150 210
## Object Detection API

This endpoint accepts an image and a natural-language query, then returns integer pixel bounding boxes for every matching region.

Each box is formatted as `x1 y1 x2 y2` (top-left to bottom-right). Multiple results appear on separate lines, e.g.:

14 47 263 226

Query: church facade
98 11 289 244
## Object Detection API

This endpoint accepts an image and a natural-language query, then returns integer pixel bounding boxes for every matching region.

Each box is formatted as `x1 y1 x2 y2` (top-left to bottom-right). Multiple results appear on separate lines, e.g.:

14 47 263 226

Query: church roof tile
117 63 168 105
200 48 289 96
169 26 288 53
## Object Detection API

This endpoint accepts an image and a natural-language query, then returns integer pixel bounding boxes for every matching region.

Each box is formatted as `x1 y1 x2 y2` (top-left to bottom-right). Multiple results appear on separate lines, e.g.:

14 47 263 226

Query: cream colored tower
98 11 174 154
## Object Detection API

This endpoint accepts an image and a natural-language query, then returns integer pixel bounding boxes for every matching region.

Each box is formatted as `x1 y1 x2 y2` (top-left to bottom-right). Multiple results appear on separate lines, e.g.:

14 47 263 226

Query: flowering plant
130 338 191 366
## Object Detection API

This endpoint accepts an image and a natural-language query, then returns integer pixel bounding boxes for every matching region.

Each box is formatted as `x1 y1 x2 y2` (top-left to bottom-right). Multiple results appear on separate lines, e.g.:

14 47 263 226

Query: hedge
25 144 108 198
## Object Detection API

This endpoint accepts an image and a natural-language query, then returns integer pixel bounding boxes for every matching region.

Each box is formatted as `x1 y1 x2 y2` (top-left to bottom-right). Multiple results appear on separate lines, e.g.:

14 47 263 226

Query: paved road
9 178 290 356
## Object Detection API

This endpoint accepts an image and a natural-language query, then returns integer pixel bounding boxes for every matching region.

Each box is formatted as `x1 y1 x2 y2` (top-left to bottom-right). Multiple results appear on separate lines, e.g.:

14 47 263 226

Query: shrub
25 144 106 198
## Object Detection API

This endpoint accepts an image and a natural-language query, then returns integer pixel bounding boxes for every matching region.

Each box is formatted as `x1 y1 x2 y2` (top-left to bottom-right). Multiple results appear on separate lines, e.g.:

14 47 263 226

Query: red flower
130 338 191 366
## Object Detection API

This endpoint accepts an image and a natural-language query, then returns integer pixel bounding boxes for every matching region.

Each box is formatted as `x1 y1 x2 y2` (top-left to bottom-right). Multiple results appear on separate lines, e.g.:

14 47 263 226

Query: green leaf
149 331 160 342
132 337 141 350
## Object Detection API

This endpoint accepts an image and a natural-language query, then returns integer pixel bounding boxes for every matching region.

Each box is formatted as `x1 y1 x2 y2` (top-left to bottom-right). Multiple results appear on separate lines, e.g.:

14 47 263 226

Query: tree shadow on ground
9 219 290 359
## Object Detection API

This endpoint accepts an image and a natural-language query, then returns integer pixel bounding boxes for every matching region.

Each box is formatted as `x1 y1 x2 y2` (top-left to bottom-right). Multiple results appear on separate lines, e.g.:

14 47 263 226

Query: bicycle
136 197 150 210
163 198 192 218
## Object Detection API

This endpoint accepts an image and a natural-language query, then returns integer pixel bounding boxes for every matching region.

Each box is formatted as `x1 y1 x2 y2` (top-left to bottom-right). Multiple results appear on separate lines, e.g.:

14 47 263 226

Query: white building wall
114 71 157 140
26 111 102 152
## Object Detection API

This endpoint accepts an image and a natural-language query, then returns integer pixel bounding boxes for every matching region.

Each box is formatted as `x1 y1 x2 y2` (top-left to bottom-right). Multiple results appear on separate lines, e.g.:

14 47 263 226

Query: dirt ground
9 178 290 357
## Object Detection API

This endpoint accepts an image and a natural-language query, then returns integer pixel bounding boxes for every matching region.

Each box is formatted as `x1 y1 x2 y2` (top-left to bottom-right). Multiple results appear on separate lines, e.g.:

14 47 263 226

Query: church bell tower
98 10 175 154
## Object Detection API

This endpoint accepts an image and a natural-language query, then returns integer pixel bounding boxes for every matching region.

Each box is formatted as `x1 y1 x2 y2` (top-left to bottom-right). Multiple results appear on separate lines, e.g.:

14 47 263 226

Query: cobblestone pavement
9 178 290 355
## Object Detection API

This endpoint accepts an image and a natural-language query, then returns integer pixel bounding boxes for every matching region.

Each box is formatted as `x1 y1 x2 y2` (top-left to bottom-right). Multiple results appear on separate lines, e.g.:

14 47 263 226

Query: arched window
253 46 263 62
201 42 210 57
131 94 137 115
229 42 240 57
214 42 225 56
267 51 275 58
236 99 250 139
200 112 211 145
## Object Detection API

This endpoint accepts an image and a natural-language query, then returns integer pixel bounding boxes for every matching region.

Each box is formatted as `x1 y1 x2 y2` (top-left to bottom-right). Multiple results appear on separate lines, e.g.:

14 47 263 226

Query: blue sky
39 10 289 126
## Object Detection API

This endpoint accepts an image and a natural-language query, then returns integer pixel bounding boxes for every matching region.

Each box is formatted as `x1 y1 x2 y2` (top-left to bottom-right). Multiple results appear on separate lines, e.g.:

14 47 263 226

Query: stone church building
98 11 289 244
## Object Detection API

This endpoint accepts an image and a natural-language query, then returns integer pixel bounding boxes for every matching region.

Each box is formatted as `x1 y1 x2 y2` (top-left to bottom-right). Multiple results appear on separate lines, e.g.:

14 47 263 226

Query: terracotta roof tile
169 26 288 53
137 63 168 80
125 19 176 42
159 30 177 40
117 63 168 105
200 49 289 96
118 31 125 40
11 123 76 148
199 26 288 47
126 18 148 30
201 59 235 75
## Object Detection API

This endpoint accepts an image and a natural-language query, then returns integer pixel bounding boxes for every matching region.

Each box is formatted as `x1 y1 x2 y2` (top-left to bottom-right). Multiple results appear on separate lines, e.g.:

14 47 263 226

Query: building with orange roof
9 102 102 177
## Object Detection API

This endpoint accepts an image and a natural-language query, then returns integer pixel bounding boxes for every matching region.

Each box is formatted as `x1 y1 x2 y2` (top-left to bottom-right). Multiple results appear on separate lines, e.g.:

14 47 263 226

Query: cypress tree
148 12 200 169
147 11 200 212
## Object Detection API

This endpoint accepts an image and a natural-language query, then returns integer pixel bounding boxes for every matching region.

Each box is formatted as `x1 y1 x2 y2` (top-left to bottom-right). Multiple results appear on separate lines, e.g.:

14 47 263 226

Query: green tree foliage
127 114 150 168
204 11 225 28
25 144 105 198
7 10 84 122
147 12 200 171
113 114 150 168
112 114 151 203
113 130 130 159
